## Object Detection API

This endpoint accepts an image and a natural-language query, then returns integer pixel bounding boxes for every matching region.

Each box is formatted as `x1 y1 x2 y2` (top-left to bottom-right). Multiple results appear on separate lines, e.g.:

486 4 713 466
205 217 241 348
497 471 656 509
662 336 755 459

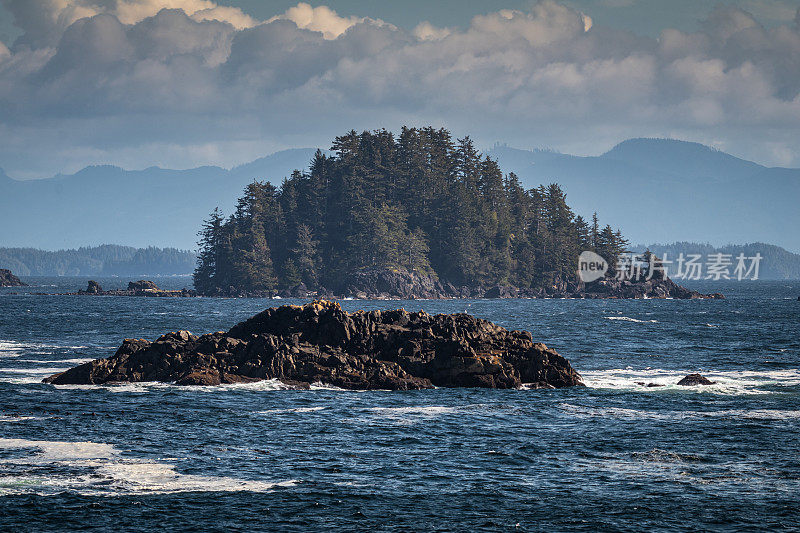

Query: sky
0 0 799 178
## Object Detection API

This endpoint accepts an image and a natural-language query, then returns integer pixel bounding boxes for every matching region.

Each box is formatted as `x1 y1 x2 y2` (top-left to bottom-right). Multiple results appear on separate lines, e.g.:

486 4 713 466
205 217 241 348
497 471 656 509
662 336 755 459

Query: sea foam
0 438 296 496
581 368 800 395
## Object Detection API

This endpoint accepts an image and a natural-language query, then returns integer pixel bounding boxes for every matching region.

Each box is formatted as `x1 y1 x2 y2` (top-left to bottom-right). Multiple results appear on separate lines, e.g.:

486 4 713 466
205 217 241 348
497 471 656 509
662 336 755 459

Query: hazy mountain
1 139 797 252
487 138 800 253
0 149 320 250
632 242 800 280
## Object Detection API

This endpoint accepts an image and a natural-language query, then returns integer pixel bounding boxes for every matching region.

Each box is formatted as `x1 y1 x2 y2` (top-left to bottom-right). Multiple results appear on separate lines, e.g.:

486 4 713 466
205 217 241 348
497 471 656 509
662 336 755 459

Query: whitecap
309 381 348 391
581 368 800 395
0 367 70 374
17 358 94 365
0 415 49 423
0 340 25 358
558 403 800 423
0 438 296 496
603 316 658 323
366 406 457 418
256 406 326 414
0 340 93 360
52 378 293 393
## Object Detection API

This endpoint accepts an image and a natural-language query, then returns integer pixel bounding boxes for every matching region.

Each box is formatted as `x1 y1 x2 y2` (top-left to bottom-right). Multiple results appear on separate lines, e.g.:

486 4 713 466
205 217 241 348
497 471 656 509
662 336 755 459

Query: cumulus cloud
0 0 798 177
413 21 451 41
266 2 388 40
0 0 255 47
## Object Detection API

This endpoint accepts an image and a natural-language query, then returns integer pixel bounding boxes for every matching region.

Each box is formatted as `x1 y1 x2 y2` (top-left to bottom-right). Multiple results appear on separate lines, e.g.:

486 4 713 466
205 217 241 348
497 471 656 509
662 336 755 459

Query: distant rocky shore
213 267 723 300
0 269 26 287
10 265 723 301
39 280 196 297
44 300 583 390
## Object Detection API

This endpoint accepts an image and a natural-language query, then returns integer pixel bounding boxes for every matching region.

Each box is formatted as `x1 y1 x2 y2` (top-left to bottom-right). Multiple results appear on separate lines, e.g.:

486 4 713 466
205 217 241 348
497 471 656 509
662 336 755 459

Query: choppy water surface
1 277 799 531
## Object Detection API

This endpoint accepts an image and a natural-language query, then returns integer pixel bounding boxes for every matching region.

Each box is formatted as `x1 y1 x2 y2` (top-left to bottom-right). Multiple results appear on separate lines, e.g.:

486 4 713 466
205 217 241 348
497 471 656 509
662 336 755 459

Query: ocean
1 277 799 531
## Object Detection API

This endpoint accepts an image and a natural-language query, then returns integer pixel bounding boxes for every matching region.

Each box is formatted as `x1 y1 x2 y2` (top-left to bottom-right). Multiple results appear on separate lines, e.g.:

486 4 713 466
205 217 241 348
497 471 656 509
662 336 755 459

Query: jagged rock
636 381 664 388
44 300 584 390
83 280 103 294
342 268 451 299
485 285 518 298
128 280 159 292
677 373 716 386
332 263 720 300
582 275 720 300
0 269 26 287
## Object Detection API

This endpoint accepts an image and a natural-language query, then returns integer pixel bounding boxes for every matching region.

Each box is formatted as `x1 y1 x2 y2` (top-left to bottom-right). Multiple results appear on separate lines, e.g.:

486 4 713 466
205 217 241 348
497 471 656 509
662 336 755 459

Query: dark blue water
1 277 799 531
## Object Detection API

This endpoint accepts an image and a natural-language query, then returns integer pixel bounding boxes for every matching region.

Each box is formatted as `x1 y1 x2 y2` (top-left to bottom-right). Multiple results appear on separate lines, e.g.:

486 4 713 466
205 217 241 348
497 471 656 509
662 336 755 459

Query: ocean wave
0 415 50 423
256 406 327 414
0 368 74 384
557 403 800 422
581 368 800 395
0 438 296 496
0 340 25 358
603 316 658 323
51 378 294 393
367 406 457 416
17 358 94 365
0 340 93 359
363 406 458 425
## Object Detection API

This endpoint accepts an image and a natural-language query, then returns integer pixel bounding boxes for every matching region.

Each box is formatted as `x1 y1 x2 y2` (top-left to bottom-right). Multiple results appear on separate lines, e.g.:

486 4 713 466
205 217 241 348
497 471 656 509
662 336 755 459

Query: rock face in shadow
44 300 583 390
0 269 26 287
580 277 723 300
343 268 452 300
84 280 103 294
677 373 716 386
335 266 723 300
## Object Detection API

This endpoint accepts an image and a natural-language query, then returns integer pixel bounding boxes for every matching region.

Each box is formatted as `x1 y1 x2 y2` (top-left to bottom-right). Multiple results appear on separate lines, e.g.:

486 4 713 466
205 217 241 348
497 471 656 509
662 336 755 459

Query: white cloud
266 2 387 40
581 13 592 32
413 21 451 41
0 0 799 176
189 6 255 29
0 0 255 47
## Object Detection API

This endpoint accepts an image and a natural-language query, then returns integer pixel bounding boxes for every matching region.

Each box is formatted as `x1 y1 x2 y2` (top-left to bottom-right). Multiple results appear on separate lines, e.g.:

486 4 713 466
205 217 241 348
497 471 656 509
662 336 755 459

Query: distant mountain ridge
0 149 321 250
1 138 797 252
487 138 800 253
602 138 764 182
0 245 196 276
632 242 800 280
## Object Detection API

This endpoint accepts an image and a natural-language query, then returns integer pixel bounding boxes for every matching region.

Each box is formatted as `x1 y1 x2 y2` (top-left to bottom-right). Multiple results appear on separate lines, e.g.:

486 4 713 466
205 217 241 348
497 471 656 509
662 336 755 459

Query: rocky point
44 300 583 390
0 269 26 287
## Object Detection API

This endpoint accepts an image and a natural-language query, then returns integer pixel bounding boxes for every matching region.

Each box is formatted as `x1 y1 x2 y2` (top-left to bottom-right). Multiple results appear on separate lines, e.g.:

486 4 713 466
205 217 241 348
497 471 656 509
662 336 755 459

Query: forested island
193 127 695 299
0 245 195 276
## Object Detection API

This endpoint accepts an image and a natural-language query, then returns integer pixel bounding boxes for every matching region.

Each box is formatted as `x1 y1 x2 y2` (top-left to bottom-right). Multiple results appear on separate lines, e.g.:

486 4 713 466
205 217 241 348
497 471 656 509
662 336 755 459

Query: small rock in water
677 373 716 386
85 280 103 294
635 381 664 387
128 280 159 291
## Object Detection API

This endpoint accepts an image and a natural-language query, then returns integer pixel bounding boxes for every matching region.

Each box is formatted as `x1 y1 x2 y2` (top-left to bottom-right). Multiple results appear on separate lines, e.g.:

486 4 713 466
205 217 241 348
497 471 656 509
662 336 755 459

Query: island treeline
194 127 628 296
0 245 196 276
